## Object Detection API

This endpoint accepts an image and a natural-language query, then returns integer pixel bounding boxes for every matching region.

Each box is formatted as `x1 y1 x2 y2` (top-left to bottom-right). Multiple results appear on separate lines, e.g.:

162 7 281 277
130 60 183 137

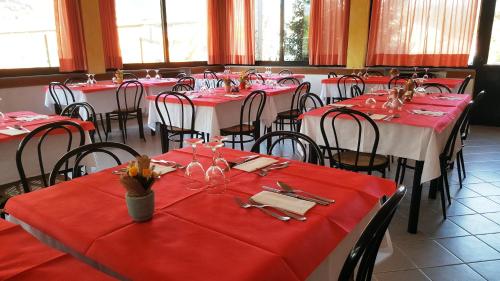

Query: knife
262 186 331 206
277 181 335 204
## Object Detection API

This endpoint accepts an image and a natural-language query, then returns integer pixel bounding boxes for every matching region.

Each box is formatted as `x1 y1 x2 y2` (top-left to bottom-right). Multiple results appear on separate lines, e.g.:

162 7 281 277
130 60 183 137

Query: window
487 1 500 64
255 0 310 62
0 0 59 69
166 0 207 62
115 0 164 64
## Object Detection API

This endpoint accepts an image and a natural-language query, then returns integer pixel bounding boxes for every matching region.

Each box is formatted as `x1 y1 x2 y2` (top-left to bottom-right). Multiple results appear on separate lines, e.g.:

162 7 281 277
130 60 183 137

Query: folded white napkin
152 164 176 175
369 114 387 120
251 191 316 215
0 127 28 136
412 109 446 117
15 115 49 122
224 94 243 98
233 157 279 172
327 103 355 108
430 96 462 101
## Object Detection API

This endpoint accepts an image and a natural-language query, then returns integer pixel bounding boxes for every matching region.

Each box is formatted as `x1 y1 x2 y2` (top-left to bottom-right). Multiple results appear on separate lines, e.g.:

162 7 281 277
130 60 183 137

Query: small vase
125 191 154 222
224 85 231 93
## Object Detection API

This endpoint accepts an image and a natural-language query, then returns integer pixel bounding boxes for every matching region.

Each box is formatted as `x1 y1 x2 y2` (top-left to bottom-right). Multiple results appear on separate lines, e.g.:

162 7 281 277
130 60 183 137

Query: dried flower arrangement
120 155 158 197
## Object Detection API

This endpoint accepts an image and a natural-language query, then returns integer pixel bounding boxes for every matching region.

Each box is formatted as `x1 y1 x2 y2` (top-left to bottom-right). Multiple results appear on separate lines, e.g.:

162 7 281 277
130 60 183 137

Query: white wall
0 85 52 114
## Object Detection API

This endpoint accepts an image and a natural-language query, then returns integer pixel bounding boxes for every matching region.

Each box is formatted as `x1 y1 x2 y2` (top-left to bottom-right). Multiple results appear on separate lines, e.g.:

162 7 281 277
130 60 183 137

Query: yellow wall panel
346 0 371 69
80 0 106 74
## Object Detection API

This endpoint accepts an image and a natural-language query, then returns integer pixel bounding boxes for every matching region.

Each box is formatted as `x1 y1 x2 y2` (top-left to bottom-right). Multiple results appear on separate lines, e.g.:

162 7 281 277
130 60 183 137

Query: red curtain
99 0 123 69
366 0 479 67
308 0 350 65
207 0 255 65
54 0 88 72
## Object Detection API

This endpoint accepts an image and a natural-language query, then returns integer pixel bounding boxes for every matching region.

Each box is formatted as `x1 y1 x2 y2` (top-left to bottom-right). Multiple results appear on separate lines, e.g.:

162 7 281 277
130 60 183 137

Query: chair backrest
328 72 337 78
277 77 300 86
387 76 408 89
115 80 144 113
16 121 86 193
238 90 266 129
366 70 384 77
155 91 196 132
203 70 219 88
247 73 265 84
289 82 311 114
337 75 365 100
48 82 76 114
48 142 140 186
279 69 293 76
123 72 138 80
338 185 406 281
457 75 472 95
422 83 451 93
461 90 485 140
216 79 236 87
245 68 257 74
177 76 195 89
442 101 474 161
175 72 187 78
172 83 194 92
351 84 363 97
320 108 380 174
63 76 87 85
251 131 324 165
60 102 103 143
299 92 324 114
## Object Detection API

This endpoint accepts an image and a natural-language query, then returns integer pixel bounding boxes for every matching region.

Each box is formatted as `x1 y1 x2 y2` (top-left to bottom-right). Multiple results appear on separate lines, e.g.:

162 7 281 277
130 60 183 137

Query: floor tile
374 246 416 273
449 214 500 235
396 240 461 268
419 217 470 239
471 171 500 182
437 236 500 263
489 196 500 204
443 200 476 216
374 269 431 281
449 186 482 199
477 233 500 252
483 212 500 225
464 183 500 196
422 264 486 281
469 260 500 280
456 197 500 213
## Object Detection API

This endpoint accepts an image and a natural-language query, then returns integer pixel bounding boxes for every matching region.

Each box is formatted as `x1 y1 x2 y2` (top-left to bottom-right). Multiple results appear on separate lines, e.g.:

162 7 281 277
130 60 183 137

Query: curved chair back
337 75 365 100
116 80 144 114
461 90 485 140
289 82 311 115
155 91 196 133
60 102 103 143
442 101 473 162
299 92 324 114
175 72 187 78
16 121 86 193
123 72 138 80
177 76 195 89
63 76 87 85
172 83 194 92
422 83 451 93
239 90 266 132
277 77 300 86
245 68 257 74
48 142 140 186
203 70 219 88
216 79 236 87
338 185 406 281
251 131 324 165
387 76 408 89
457 75 472 95
278 69 293 76
327 72 337 78
48 82 76 114
320 108 380 174
247 73 265 85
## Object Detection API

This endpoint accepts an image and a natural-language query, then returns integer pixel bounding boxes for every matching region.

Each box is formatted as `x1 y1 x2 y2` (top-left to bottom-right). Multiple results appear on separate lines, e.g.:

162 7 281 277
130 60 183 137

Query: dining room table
0 111 95 185
192 72 305 90
320 76 465 102
300 91 472 233
5 146 396 281
147 84 299 137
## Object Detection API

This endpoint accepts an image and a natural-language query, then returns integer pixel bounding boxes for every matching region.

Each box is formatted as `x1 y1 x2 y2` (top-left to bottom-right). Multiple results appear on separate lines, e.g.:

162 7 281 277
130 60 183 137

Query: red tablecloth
0 219 114 280
0 111 95 143
5 148 396 281
192 72 306 81
356 92 471 109
321 76 464 90
45 79 177 94
146 84 297 107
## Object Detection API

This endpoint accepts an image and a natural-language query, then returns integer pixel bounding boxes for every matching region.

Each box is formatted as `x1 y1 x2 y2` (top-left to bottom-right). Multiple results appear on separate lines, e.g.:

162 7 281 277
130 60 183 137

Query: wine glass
412 67 418 79
91 74 97 84
365 97 377 109
423 68 429 80
184 138 206 190
211 136 230 172
145 69 151 79
86 74 93 85
155 69 161 80
205 141 226 194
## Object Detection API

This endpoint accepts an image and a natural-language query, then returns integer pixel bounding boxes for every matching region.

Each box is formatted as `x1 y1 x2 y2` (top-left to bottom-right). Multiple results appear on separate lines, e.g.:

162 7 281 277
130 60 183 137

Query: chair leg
137 109 146 141
459 150 466 179
441 160 452 205
231 135 235 149
239 134 244 151
118 113 126 143
439 175 447 219
399 158 407 185
105 113 111 133
456 154 463 190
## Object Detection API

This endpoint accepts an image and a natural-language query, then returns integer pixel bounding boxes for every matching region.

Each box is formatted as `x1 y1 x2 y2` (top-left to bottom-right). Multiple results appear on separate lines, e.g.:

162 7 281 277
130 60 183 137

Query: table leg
266 125 272 152
408 160 424 234
429 179 438 199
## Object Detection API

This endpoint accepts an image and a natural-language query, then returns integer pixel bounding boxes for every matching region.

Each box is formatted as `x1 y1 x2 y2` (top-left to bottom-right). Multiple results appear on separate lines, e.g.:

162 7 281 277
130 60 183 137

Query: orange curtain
54 0 88 72
366 0 479 67
308 0 350 65
207 0 255 65
99 0 123 69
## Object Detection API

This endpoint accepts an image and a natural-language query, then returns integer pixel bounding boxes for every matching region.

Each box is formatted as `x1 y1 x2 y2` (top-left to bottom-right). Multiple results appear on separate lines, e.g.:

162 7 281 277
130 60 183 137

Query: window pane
0 0 59 69
255 0 280 61
115 0 164 64
166 0 207 62
284 0 310 61
487 1 500 64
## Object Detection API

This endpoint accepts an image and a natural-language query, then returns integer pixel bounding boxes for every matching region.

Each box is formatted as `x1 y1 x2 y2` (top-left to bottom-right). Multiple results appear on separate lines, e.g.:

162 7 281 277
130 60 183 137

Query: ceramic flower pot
125 190 154 222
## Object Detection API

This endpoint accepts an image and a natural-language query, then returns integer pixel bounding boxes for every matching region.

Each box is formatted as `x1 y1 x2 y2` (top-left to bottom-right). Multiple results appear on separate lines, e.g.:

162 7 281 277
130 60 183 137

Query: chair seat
332 151 389 170
220 124 255 134
111 107 140 114
163 125 193 133
277 109 300 119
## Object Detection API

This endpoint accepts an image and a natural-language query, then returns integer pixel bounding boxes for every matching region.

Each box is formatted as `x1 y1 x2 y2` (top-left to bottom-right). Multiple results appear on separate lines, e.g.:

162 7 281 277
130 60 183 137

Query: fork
234 197 290 221
257 161 290 176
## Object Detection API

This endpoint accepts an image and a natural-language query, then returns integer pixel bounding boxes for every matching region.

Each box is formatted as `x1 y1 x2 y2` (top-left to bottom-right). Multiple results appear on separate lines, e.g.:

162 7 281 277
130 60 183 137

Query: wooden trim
160 0 170 63
0 67 66 78
472 0 497 66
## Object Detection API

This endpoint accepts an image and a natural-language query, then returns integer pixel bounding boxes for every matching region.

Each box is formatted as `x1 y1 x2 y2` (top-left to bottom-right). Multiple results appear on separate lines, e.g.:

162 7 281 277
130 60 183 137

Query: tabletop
321 76 464 89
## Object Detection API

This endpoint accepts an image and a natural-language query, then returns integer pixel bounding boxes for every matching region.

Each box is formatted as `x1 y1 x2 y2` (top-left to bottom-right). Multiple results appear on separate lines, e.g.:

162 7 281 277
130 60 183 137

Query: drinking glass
412 67 418 79
211 136 230 172
423 68 429 80
91 74 97 84
86 74 93 85
184 138 206 190
365 97 377 108
145 69 151 79
205 141 226 194
155 69 161 80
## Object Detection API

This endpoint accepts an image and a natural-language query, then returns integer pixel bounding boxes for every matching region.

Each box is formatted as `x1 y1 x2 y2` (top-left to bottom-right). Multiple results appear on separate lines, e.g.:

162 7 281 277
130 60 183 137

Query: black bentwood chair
299 92 324 114
172 83 194 92
251 131 324 165
60 102 105 143
64 75 88 85
105 80 146 143
16 121 86 193
220 90 266 150
320 108 389 176
338 185 406 281
457 75 472 95
336 75 365 102
203 70 219 88
247 73 265 85
387 76 408 89
327 72 338 78
274 82 311 132
123 72 139 80
48 142 140 186
422 83 452 93
48 82 76 115
277 77 301 86
278 69 293 76
216 79 236 87
155 92 201 153
177 76 196 89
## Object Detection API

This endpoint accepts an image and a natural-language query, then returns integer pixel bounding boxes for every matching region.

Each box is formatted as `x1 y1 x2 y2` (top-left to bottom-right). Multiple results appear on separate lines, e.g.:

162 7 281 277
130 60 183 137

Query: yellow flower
128 166 138 177
142 168 152 177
